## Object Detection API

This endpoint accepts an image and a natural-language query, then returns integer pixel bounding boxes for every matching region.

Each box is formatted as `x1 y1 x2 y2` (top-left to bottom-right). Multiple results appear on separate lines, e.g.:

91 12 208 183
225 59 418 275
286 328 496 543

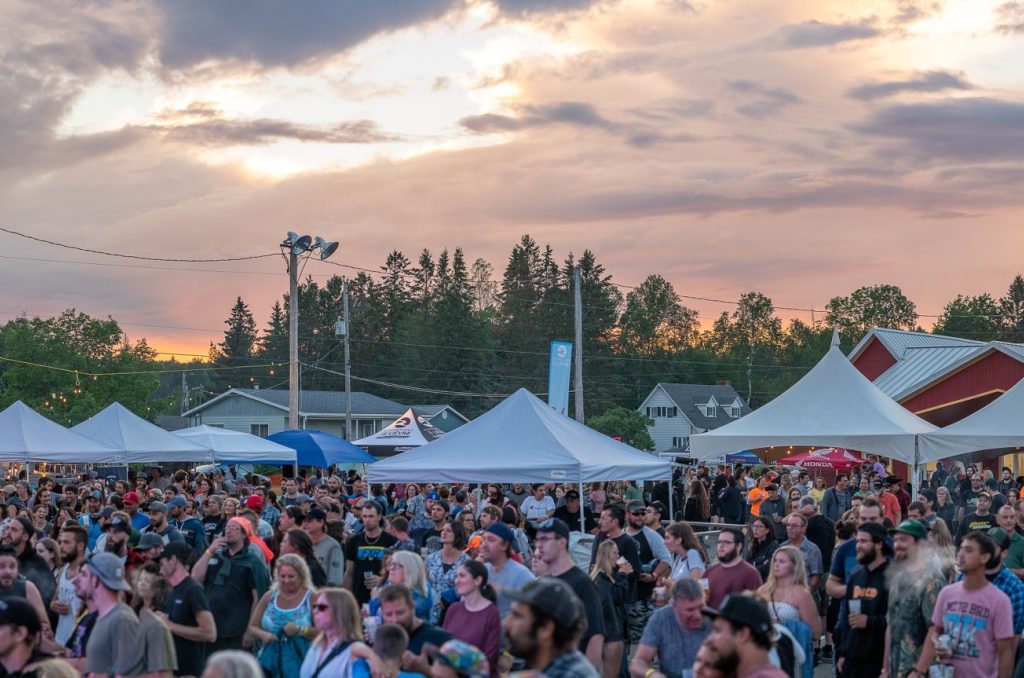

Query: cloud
996 1 1024 34
852 97 1024 163
156 0 460 70
460 101 613 132
728 79 802 118
847 70 973 100
629 98 715 122
490 0 602 17
773 20 881 48
154 118 403 147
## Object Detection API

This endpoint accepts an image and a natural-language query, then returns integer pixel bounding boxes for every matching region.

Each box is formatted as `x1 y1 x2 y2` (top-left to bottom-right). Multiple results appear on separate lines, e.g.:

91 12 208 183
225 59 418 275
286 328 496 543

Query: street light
281 232 338 431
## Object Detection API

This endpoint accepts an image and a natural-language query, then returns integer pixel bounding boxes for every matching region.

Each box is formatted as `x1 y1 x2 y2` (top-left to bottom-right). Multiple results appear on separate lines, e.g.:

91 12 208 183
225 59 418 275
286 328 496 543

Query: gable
851 337 897 381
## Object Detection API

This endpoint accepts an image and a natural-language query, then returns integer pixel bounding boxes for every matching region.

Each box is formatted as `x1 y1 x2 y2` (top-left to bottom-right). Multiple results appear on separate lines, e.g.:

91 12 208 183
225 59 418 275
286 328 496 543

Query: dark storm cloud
155 118 403 146
728 80 802 118
156 0 460 69
996 1 1024 34
847 70 973 101
852 97 1024 163
773 20 881 48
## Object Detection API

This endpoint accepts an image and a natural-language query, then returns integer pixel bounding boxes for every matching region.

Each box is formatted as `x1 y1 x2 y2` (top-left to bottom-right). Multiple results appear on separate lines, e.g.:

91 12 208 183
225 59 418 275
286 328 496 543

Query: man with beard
2 517 54 608
590 506 641 609
343 501 397 606
912 531 1015 678
0 548 50 638
503 577 598 677
379 584 452 674
553 489 596 534
167 495 208 556
122 490 149 532
999 505 1024 579
142 501 185 546
52 525 87 646
78 491 104 551
959 472 985 523
702 595 786 678
623 500 672 646
881 520 946 678
480 523 534 618
957 490 998 545
100 513 133 563
704 527 762 609
157 541 216 677
822 473 852 524
630 578 711 678
0 596 52 674
982 528 1024 634
837 523 890 678
73 551 143 676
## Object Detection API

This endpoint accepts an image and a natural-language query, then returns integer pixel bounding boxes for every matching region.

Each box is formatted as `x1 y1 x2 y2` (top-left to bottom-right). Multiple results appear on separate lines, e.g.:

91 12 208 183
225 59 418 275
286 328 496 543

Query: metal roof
872 345 982 401
849 327 982 361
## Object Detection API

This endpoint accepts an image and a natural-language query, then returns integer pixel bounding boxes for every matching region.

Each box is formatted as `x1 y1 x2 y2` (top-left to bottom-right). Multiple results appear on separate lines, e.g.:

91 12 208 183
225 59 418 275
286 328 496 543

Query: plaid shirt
991 567 1024 634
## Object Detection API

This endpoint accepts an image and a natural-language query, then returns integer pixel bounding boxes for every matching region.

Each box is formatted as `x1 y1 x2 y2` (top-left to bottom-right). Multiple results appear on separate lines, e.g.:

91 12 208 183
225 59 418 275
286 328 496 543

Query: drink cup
616 557 627 566
848 599 861 616
698 578 709 600
654 586 666 604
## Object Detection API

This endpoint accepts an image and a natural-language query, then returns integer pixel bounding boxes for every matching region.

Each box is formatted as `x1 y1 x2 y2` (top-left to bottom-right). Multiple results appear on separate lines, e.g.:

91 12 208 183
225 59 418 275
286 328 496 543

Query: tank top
55 565 83 645
0 578 27 601
261 587 313 635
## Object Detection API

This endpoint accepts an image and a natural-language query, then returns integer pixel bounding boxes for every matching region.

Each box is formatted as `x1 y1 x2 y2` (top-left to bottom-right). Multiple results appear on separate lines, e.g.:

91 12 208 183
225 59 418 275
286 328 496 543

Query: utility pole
573 267 585 423
288 248 300 431
181 372 187 415
343 278 353 440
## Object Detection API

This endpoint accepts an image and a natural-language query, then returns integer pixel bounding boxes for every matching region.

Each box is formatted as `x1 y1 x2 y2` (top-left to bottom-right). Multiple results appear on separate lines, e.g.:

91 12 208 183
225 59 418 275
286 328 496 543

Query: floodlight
315 236 339 260
292 235 313 255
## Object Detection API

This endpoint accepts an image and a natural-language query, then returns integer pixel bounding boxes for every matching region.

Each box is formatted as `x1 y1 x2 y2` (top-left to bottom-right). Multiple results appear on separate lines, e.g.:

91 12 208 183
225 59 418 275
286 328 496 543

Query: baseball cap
565 489 580 500
244 496 264 511
988 527 1011 549
426 491 441 501
435 640 489 678
306 507 327 522
766 484 779 492
88 491 102 500
625 500 646 513
889 519 929 541
166 496 188 509
85 552 132 592
136 533 165 551
159 542 193 563
295 494 313 504
703 595 774 637
0 597 41 635
99 506 116 521
504 577 584 630
147 501 167 513
858 522 892 555
536 518 570 540
123 491 140 506
885 475 900 486
649 501 666 516
484 523 515 544
106 515 132 534
978 491 992 499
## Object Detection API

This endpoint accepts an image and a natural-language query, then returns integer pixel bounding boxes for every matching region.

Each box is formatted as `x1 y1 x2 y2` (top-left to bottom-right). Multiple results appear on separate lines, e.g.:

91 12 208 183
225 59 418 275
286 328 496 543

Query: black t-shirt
164 576 211 676
591 533 641 603
553 506 596 533
0 650 55 677
842 560 889 660
418 527 443 548
957 512 997 543
344 530 398 605
805 514 836 570
407 622 452 655
628 529 657 600
201 515 225 543
557 566 605 649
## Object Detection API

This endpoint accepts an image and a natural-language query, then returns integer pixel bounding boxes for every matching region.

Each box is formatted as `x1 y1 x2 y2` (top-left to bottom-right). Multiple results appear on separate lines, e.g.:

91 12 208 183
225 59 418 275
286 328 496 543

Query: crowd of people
0 458 1020 676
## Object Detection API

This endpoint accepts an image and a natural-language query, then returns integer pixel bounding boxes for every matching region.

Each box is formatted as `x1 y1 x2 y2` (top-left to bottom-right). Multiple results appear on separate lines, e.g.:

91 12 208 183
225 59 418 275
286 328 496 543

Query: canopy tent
0 401 122 463
918 378 1024 462
690 346 937 465
173 425 296 464
786 448 865 471
368 388 672 484
726 450 761 464
353 409 445 457
72 403 211 463
267 429 376 467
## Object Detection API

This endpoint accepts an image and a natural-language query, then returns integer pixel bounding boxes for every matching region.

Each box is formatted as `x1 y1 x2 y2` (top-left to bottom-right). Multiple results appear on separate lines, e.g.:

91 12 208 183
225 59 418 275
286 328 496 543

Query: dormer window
705 404 717 417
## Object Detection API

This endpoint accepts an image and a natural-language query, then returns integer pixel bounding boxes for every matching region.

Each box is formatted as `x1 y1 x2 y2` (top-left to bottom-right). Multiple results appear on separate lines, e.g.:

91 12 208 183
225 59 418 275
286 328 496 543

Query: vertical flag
548 341 573 415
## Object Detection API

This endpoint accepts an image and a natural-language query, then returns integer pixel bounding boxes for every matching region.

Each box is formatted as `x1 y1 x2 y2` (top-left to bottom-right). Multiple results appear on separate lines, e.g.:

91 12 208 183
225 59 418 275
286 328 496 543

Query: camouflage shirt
886 565 945 677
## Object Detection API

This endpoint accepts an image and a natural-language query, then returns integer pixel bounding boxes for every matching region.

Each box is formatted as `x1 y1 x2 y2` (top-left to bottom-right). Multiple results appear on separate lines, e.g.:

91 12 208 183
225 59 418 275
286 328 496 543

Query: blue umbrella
266 429 376 467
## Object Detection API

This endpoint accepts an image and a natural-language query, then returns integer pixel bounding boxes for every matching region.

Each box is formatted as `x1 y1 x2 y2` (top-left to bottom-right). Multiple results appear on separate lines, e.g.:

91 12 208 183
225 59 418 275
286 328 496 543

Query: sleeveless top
261 588 313 634
0 578 28 600
767 599 802 623
55 565 83 645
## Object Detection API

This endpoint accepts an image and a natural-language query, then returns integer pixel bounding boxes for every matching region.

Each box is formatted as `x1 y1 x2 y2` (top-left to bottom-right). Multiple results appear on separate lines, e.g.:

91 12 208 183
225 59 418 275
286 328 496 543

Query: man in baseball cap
553 488 596 533
0 597 47 673
74 552 143 675
122 490 150 532
503 577 596 676
703 594 786 677
479 523 535 618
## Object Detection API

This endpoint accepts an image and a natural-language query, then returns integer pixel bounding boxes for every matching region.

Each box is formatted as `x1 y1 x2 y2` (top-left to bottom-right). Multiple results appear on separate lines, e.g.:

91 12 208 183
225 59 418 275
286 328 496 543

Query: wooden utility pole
343 278 353 440
574 267 585 423
288 250 300 431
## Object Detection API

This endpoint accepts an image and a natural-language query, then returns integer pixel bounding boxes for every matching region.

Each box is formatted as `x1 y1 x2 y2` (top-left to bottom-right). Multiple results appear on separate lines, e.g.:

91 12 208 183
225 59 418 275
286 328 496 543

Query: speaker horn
315 236 339 260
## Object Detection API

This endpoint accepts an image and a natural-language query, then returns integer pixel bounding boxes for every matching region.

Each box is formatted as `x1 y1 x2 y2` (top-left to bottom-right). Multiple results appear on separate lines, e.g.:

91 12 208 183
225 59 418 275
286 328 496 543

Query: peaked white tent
368 388 672 484
173 425 296 464
0 401 122 463
353 408 445 457
919 378 1024 461
72 403 211 463
689 346 938 465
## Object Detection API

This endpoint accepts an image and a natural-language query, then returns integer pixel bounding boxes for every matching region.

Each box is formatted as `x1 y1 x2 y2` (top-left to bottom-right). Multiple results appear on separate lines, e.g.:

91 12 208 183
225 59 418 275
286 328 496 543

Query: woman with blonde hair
589 539 628 678
368 550 433 620
248 554 315 677
299 588 381 677
755 545 820 639
928 519 957 581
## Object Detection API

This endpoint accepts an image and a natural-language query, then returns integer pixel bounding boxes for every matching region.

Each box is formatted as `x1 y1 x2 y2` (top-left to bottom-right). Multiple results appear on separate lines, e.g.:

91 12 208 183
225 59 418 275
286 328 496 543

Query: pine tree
1000 275 1024 342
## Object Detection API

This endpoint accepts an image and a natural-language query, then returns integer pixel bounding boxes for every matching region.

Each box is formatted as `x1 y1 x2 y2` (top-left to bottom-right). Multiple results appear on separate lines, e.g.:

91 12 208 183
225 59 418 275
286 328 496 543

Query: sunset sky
2 0 1023 358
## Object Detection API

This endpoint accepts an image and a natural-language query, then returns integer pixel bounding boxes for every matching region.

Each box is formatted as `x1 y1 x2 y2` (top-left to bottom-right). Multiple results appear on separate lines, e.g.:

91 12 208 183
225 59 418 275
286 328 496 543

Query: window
672 436 683 448
250 423 269 437
645 407 652 418
704 404 717 417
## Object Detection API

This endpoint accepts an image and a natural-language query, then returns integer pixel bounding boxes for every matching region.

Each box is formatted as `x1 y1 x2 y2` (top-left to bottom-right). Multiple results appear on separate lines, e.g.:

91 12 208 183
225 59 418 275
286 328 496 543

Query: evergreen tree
1000 275 1024 342
258 300 289 365
211 297 260 391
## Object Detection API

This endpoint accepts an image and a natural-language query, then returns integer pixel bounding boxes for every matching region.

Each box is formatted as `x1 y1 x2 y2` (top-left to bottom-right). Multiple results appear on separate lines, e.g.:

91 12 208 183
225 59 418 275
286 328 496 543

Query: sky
2 0 1023 359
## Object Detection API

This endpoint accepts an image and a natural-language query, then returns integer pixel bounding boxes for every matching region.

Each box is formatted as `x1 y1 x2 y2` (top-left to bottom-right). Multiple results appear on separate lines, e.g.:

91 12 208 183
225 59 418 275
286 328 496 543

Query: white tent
0 401 122 463
689 346 938 465
72 403 211 463
367 388 672 484
353 408 445 456
918 378 1024 461
173 425 297 464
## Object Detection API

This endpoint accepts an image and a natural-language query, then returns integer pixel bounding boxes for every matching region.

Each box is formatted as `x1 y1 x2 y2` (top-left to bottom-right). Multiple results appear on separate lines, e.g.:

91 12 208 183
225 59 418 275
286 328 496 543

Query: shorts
626 599 654 645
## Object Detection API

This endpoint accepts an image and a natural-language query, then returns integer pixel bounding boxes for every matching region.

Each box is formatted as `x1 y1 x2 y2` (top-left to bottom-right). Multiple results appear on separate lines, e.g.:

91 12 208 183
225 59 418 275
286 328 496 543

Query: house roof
655 383 752 430
849 327 982 361
183 388 407 417
154 415 189 432
409 404 469 422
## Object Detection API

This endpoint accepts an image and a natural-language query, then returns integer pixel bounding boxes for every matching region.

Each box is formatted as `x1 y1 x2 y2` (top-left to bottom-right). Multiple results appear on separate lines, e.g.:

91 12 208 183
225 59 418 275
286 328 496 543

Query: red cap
123 491 140 505
244 496 264 511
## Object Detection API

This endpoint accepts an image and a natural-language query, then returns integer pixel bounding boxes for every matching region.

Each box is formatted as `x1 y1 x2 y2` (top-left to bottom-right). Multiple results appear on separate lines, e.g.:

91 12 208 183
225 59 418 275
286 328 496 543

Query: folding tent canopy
689 346 938 466
368 388 672 531
72 403 211 463
919 378 1024 462
0 401 122 463
786 448 865 471
173 425 296 464
267 429 376 467
353 409 445 457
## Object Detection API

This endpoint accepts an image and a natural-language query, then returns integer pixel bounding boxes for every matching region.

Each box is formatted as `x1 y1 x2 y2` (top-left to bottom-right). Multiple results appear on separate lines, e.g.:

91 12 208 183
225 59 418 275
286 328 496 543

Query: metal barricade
666 521 748 565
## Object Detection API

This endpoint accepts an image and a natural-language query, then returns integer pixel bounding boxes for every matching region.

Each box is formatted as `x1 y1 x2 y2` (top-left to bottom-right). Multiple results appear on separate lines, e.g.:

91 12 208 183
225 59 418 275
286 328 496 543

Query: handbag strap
311 640 352 678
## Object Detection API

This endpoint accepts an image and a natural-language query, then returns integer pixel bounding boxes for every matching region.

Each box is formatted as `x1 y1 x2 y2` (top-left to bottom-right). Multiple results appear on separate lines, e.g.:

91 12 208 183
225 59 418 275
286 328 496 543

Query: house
639 383 752 453
179 388 468 439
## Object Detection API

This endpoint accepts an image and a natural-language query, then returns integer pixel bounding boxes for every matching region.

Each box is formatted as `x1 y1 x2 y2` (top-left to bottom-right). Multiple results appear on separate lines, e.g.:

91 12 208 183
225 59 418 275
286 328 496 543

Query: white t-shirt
520 495 556 521
55 564 83 645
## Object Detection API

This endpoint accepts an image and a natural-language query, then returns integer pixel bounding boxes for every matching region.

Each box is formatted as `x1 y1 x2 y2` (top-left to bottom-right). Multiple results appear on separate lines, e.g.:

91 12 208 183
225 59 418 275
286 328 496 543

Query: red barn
849 328 1024 479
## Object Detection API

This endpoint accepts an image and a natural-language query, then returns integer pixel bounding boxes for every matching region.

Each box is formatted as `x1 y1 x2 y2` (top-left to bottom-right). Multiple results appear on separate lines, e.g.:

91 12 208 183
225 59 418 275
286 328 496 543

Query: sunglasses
313 603 330 612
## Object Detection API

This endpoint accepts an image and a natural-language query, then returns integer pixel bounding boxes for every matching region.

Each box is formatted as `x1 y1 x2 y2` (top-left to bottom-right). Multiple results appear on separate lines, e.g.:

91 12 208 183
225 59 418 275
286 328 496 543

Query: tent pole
578 478 586 533
668 476 674 523
912 438 920 502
